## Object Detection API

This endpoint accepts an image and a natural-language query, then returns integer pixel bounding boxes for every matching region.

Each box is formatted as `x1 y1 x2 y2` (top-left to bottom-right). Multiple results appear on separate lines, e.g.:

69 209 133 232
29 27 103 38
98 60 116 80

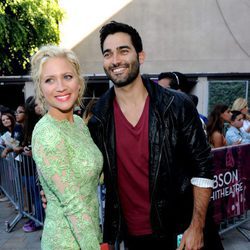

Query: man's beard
104 60 140 88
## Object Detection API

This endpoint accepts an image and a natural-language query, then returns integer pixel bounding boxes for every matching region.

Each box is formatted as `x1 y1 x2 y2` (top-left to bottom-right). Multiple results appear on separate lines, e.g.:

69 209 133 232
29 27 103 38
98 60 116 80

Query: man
158 72 173 88
158 71 208 135
157 71 196 93
88 21 223 249
225 110 250 145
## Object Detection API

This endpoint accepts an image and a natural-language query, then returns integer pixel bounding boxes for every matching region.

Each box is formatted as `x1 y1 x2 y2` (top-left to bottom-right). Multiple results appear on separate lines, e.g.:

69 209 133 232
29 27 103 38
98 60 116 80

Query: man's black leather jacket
88 76 213 244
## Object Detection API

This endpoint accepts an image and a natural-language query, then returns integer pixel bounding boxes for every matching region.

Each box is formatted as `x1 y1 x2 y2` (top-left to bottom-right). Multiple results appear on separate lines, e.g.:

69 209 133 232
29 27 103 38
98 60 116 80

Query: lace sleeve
32 128 100 249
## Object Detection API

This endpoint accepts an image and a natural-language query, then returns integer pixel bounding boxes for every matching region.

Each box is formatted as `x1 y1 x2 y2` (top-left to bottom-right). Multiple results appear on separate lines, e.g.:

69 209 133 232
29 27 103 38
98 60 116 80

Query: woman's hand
1 147 10 158
40 190 47 209
23 146 32 156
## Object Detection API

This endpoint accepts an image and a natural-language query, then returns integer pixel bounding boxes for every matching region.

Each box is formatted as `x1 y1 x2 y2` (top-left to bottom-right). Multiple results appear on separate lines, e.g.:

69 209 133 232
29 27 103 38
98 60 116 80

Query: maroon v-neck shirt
114 96 152 236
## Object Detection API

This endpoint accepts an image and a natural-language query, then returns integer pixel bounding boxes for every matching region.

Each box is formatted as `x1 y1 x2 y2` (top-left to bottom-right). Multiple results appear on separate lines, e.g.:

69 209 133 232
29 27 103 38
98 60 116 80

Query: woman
1 105 26 158
0 113 15 136
231 97 250 133
206 104 231 148
0 112 16 201
31 45 103 249
0 113 16 157
12 105 26 153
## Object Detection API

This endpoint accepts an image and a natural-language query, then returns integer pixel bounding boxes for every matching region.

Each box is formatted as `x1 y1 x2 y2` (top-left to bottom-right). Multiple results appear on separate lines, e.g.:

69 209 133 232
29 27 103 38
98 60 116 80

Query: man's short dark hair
99 21 143 54
158 72 175 81
230 110 242 121
158 71 187 91
158 71 196 93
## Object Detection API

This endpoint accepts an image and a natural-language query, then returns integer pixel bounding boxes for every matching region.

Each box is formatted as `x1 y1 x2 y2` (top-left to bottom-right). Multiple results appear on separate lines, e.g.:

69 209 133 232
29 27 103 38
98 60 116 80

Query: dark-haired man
88 21 223 250
226 110 250 145
158 71 196 93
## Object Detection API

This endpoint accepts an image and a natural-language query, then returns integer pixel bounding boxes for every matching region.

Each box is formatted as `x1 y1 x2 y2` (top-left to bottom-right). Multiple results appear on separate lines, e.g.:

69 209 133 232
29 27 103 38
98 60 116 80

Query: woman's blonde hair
30 45 85 114
231 97 250 120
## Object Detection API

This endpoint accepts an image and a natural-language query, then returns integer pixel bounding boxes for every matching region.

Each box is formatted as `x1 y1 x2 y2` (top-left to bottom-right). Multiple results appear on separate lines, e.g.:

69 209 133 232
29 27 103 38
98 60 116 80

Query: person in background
225 110 250 145
1 112 17 158
1 105 26 158
0 111 15 202
158 72 208 134
31 45 103 249
88 21 223 250
0 105 12 127
23 96 43 155
157 72 173 88
0 112 15 137
13 105 26 152
206 104 231 148
83 98 98 124
158 72 198 107
231 97 250 133
157 71 196 92
192 96 208 137
21 96 44 233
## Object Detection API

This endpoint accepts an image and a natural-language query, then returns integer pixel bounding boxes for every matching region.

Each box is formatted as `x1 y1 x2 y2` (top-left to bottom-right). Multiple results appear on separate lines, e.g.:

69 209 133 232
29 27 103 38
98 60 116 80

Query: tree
208 81 247 112
0 0 63 75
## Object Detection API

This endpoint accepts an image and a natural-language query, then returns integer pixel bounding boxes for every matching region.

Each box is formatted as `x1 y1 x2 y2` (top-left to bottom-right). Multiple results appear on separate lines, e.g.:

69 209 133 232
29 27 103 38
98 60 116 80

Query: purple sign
211 144 250 224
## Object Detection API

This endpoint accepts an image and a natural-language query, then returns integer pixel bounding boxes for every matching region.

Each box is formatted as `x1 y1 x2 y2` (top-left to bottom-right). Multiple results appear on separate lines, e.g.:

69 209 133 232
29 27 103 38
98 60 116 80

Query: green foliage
208 81 247 112
0 0 63 75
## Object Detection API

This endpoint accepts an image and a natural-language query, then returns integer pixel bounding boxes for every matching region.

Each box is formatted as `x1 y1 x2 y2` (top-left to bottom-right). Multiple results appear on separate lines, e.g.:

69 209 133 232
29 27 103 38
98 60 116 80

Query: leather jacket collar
92 75 175 122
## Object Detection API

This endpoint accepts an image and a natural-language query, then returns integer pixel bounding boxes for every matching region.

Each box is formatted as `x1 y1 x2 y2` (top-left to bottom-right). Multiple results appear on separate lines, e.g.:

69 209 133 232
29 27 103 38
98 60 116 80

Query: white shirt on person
241 119 250 133
226 126 250 145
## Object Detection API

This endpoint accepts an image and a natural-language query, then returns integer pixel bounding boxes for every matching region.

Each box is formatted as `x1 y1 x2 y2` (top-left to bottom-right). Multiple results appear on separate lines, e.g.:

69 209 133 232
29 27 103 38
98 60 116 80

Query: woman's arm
212 132 226 148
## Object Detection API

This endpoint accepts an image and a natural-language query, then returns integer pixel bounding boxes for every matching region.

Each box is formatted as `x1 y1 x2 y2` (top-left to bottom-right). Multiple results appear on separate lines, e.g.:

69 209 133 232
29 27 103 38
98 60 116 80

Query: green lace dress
32 114 103 249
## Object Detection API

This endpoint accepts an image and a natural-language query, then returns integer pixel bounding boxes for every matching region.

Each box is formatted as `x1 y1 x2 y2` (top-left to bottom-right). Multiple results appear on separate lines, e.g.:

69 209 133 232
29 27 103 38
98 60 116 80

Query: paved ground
0 200 250 249
0 201 42 250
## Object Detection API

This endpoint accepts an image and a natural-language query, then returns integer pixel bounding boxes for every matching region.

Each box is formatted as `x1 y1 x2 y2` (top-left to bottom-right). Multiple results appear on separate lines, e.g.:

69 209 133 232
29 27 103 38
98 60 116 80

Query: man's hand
177 186 212 250
40 190 47 209
177 224 204 250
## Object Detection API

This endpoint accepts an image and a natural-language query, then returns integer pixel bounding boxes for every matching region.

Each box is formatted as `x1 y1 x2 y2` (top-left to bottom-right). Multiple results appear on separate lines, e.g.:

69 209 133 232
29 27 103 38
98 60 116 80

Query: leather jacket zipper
150 96 174 227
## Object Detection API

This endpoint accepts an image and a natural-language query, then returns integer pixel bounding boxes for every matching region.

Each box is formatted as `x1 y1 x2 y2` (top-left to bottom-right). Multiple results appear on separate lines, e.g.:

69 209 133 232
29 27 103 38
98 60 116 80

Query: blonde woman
231 97 250 133
31 45 103 249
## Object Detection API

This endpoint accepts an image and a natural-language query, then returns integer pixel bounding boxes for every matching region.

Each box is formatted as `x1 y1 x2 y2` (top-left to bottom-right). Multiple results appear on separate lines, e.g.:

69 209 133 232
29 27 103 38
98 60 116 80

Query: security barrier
0 146 44 232
212 143 250 239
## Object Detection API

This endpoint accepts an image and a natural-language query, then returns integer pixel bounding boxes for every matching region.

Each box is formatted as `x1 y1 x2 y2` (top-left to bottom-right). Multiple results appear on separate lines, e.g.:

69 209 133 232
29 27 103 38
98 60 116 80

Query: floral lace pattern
32 114 103 249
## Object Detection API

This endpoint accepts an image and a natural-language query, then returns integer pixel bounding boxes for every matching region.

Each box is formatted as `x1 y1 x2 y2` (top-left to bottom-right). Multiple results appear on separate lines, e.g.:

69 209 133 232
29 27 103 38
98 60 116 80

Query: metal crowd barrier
0 145 44 232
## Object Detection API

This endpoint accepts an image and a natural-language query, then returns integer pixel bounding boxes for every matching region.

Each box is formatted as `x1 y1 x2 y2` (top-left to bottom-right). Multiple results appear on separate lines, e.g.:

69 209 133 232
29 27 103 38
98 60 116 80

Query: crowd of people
0 20 249 250
206 99 250 148
158 72 250 149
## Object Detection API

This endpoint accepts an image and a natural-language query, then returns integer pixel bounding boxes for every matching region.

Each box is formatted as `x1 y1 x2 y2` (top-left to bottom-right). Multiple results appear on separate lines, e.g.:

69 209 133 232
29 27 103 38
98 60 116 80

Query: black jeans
126 234 175 250
125 225 224 250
